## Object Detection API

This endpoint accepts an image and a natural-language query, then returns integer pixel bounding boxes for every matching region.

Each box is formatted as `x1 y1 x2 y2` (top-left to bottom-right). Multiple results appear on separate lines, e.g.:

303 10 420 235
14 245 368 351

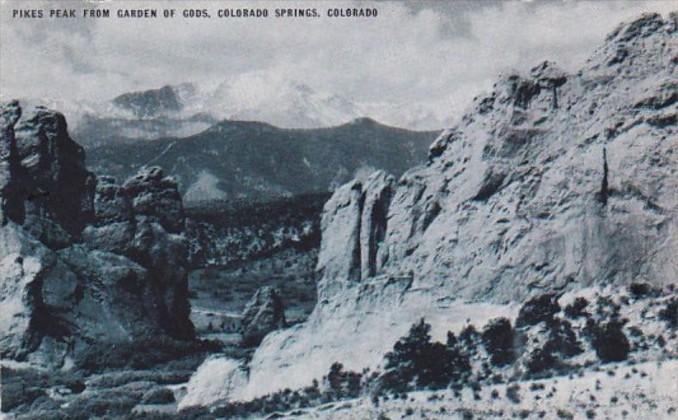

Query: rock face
239 13 678 398
82 166 193 340
0 101 24 226
0 102 194 367
321 12 678 303
240 286 286 347
316 171 395 299
14 105 96 237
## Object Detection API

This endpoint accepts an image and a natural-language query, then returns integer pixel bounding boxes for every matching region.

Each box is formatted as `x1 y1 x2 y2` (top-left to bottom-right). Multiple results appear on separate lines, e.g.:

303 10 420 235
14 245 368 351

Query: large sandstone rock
0 101 24 226
13 105 95 236
316 171 395 299
0 102 195 367
321 12 678 303
240 286 286 347
235 13 678 398
82 167 193 340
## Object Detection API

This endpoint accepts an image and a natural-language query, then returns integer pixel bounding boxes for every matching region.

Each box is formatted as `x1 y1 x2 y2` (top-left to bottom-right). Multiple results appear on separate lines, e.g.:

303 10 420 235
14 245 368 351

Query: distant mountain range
30 78 455 149
86 117 437 202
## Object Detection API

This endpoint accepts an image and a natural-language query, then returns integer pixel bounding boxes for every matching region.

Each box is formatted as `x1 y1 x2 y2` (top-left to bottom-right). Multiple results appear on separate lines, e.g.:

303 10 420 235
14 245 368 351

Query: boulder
240 286 286 347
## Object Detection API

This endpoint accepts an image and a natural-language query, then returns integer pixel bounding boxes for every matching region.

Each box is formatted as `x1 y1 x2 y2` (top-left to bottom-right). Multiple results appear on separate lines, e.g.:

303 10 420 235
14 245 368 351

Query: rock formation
82 166 193 340
240 286 286 347
320 12 677 303
232 12 678 398
0 102 194 367
316 171 395 299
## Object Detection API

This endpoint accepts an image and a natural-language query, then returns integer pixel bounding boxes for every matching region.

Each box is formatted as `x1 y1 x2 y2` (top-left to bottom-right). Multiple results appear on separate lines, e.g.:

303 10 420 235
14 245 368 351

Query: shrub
481 318 515 366
323 362 362 399
658 298 677 329
381 319 470 393
587 320 630 362
506 384 521 403
516 293 560 327
564 297 589 318
628 283 659 299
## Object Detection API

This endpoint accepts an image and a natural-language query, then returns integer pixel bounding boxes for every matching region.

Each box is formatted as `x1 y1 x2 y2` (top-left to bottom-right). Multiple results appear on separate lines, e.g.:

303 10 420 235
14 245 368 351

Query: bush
324 362 362 399
506 384 521 403
587 320 630 362
564 297 589 318
658 298 677 329
481 318 515 366
516 293 560 327
381 319 470 393
628 283 659 299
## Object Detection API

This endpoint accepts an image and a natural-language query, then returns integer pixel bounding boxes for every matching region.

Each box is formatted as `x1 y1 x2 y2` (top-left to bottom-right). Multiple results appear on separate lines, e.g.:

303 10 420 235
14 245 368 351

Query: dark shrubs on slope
481 317 515 366
380 319 470 393
585 319 630 362
516 293 560 327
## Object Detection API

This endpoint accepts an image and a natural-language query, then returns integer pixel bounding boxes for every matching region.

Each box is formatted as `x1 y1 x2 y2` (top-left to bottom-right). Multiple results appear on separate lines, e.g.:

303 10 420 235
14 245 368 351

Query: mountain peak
349 116 379 126
112 84 184 118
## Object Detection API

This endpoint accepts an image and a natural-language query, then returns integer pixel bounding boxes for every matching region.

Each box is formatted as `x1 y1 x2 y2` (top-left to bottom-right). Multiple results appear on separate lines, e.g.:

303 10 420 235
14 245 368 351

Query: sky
0 0 675 124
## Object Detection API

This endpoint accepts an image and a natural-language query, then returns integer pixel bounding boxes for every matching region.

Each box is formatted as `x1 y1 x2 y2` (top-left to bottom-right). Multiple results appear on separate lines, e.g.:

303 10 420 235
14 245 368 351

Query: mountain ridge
86 116 438 202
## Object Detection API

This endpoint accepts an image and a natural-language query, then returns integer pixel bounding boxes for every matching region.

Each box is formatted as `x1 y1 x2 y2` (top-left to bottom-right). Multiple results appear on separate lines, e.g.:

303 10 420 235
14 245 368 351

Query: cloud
1 0 675 124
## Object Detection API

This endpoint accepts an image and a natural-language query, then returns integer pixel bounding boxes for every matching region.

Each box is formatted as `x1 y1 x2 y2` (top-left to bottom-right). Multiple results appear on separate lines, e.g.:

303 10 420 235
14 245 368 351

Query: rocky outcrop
235 13 678 399
316 171 395 299
13 105 96 237
240 286 286 347
0 101 24 226
0 102 194 367
82 166 193 340
319 12 678 303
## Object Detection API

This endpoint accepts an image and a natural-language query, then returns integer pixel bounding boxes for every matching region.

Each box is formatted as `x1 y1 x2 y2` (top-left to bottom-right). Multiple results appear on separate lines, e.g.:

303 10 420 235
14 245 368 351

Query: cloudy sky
0 0 675 124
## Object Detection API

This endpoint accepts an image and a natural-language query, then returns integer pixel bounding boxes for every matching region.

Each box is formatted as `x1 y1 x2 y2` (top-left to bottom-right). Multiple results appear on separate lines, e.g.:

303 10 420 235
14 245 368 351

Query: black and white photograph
0 0 676 418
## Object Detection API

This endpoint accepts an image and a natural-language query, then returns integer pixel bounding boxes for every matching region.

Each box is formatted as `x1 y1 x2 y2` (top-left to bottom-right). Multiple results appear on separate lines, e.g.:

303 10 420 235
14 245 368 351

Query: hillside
86 118 437 202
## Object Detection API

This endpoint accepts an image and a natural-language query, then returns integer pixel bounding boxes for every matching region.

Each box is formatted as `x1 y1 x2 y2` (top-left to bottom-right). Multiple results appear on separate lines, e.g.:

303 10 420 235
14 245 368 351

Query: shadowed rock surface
240 286 286 347
0 102 195 368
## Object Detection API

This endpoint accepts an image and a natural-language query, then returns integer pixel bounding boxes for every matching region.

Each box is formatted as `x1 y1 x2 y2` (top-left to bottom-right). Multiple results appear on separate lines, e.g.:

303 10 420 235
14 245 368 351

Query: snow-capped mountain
13 75 453 149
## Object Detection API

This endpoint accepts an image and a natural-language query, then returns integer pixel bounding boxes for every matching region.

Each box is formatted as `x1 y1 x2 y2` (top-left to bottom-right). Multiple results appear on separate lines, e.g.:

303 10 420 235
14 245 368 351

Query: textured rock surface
316 171 395 299
82 167 193 340
321 12 677 303
239 13 678 398
13 105 95 236
0 102 194 367
0 101 24 226
240 286 286 347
